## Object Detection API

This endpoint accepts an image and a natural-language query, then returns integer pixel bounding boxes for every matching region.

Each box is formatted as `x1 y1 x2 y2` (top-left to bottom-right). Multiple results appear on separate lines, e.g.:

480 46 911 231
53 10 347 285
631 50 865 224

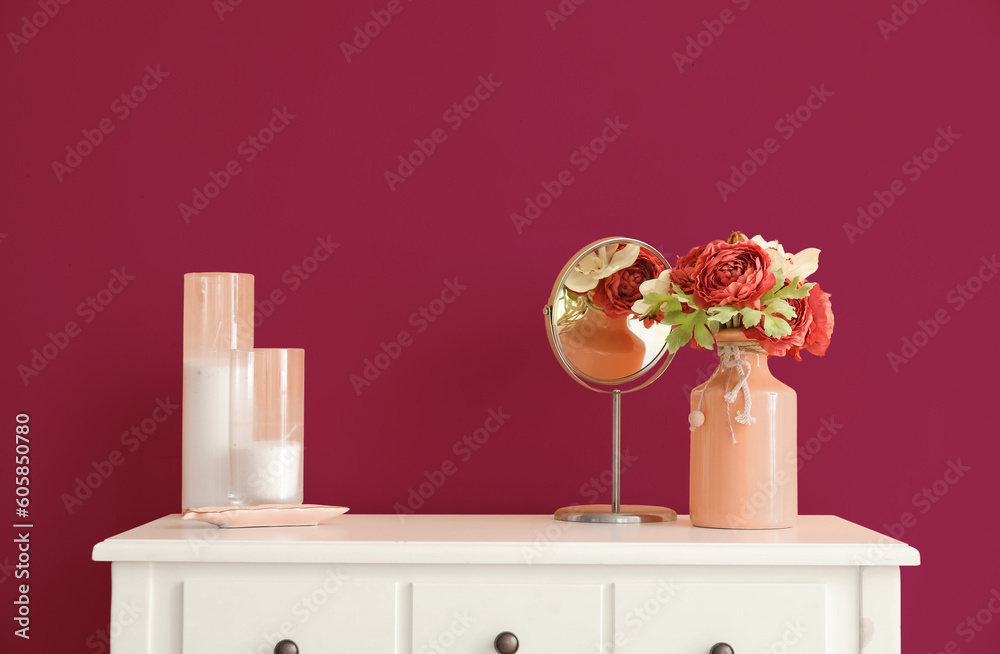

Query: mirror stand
546 237 679 525
554 390 676 524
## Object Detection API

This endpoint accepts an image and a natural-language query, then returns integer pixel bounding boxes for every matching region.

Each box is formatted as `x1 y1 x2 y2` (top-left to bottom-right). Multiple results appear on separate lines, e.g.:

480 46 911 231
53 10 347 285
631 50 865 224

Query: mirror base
554 504 678 524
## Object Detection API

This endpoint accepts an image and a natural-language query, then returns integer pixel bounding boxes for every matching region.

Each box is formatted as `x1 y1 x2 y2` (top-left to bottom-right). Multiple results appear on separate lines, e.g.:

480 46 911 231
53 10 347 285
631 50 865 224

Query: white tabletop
92 514 919 567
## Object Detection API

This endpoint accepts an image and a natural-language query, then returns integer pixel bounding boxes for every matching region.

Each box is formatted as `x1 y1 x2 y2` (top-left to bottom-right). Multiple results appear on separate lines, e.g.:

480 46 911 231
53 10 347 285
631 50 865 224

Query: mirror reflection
549 239 672 384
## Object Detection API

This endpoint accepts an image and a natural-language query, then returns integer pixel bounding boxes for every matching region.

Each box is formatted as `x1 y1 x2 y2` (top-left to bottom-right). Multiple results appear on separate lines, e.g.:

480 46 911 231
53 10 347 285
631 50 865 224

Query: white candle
229 438 303 505
182 361 232 509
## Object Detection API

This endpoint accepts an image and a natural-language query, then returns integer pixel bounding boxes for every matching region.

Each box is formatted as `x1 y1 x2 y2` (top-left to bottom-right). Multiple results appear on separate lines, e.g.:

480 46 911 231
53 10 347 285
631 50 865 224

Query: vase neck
715 339 772 376
583 308 629 330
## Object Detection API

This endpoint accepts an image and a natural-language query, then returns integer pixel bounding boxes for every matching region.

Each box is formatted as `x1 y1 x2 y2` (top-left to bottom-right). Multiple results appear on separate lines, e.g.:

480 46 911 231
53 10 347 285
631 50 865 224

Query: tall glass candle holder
182 272 253 510
228 348 305 506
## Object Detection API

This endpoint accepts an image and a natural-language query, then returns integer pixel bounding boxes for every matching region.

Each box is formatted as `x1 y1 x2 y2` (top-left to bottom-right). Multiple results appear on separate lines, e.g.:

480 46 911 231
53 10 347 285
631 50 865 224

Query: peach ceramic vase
689 329 797 529
559 308 646 380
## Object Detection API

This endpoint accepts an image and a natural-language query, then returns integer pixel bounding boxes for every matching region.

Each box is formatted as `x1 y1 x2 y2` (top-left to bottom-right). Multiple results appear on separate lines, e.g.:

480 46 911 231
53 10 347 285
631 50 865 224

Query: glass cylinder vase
689 329 797 529
182 272 253 510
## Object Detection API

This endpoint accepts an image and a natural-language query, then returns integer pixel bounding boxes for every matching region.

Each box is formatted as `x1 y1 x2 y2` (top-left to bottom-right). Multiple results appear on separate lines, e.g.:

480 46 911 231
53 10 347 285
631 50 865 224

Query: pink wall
3 0 999 650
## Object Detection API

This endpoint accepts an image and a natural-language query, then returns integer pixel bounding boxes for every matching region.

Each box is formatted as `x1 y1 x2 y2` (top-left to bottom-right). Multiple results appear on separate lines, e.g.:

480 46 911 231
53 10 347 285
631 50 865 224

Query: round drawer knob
710 643 734 654
274 640 299 654
494 631 519 653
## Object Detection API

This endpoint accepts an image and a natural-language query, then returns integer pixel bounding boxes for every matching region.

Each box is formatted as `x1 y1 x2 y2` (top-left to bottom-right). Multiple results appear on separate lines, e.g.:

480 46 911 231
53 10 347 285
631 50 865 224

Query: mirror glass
546 237 673 389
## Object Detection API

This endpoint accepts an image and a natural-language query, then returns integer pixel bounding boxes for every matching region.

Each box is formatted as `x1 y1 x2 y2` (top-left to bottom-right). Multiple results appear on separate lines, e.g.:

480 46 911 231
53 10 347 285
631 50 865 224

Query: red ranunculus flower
669 243 712 296
742 282 833 359
593 248 666 319
798 283 833 360
691 240 776 310
743 293 811 357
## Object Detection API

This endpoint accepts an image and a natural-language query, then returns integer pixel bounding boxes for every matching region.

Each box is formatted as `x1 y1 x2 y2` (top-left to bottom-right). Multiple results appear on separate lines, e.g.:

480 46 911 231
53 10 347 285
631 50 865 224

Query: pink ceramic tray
181 504 349 528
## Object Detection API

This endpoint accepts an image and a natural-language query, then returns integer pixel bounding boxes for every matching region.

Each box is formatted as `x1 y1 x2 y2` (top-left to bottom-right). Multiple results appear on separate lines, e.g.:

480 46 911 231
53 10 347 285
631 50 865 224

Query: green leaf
660 311 690 326
707 305 739 324
693 320 715 349
767 299 796 320
761 314 792 338
661 295 683 314
666 323 693 353
670 284 696 305
738 307 763 328
642 292 671 306
781 281 814 299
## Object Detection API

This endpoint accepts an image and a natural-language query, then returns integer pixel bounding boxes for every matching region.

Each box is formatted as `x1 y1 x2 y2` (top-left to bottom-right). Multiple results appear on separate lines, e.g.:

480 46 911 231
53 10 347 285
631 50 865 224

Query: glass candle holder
182 272 253 510
228 348 305 506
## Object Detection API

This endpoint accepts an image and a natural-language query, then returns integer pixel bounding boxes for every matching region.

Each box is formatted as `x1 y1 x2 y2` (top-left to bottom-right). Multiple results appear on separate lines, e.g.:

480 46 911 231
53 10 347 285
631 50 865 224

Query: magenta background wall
3 0 999 651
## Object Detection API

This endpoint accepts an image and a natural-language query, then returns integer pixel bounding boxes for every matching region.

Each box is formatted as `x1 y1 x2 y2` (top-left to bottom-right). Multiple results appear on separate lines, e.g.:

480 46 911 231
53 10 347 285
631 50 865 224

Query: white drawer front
614 582 827 654
412 582 603 653
182 578 396 653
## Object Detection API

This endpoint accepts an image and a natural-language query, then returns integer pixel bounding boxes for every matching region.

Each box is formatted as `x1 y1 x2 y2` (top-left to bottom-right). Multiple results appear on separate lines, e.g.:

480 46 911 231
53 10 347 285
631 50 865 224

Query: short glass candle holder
228 348 304 506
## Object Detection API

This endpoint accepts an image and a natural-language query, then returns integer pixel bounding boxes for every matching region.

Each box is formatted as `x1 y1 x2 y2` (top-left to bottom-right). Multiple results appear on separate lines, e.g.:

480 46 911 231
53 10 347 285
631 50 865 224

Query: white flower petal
606 243 640 273
785 248 820 281
565 269 599 294
638 279 658 294
632 299 651 314
565 243 641 293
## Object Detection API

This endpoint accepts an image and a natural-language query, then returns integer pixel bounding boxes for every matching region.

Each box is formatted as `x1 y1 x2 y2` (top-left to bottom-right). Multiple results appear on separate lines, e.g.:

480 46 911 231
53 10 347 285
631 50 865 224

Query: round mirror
545 237 674 392
543 237 678 524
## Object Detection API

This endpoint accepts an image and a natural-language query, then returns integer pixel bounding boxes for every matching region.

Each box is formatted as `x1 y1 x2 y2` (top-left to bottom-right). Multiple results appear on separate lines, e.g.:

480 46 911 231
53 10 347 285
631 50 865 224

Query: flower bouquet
634 231 833 359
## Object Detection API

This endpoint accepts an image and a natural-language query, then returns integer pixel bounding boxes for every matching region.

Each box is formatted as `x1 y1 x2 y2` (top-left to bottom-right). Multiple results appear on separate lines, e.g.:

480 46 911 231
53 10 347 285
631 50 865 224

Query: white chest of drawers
92 514 919 654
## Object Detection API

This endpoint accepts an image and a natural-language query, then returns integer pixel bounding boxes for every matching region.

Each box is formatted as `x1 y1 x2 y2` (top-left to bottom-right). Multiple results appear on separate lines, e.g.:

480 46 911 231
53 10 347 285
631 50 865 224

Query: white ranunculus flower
565 243 640 293
750 235 820 282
